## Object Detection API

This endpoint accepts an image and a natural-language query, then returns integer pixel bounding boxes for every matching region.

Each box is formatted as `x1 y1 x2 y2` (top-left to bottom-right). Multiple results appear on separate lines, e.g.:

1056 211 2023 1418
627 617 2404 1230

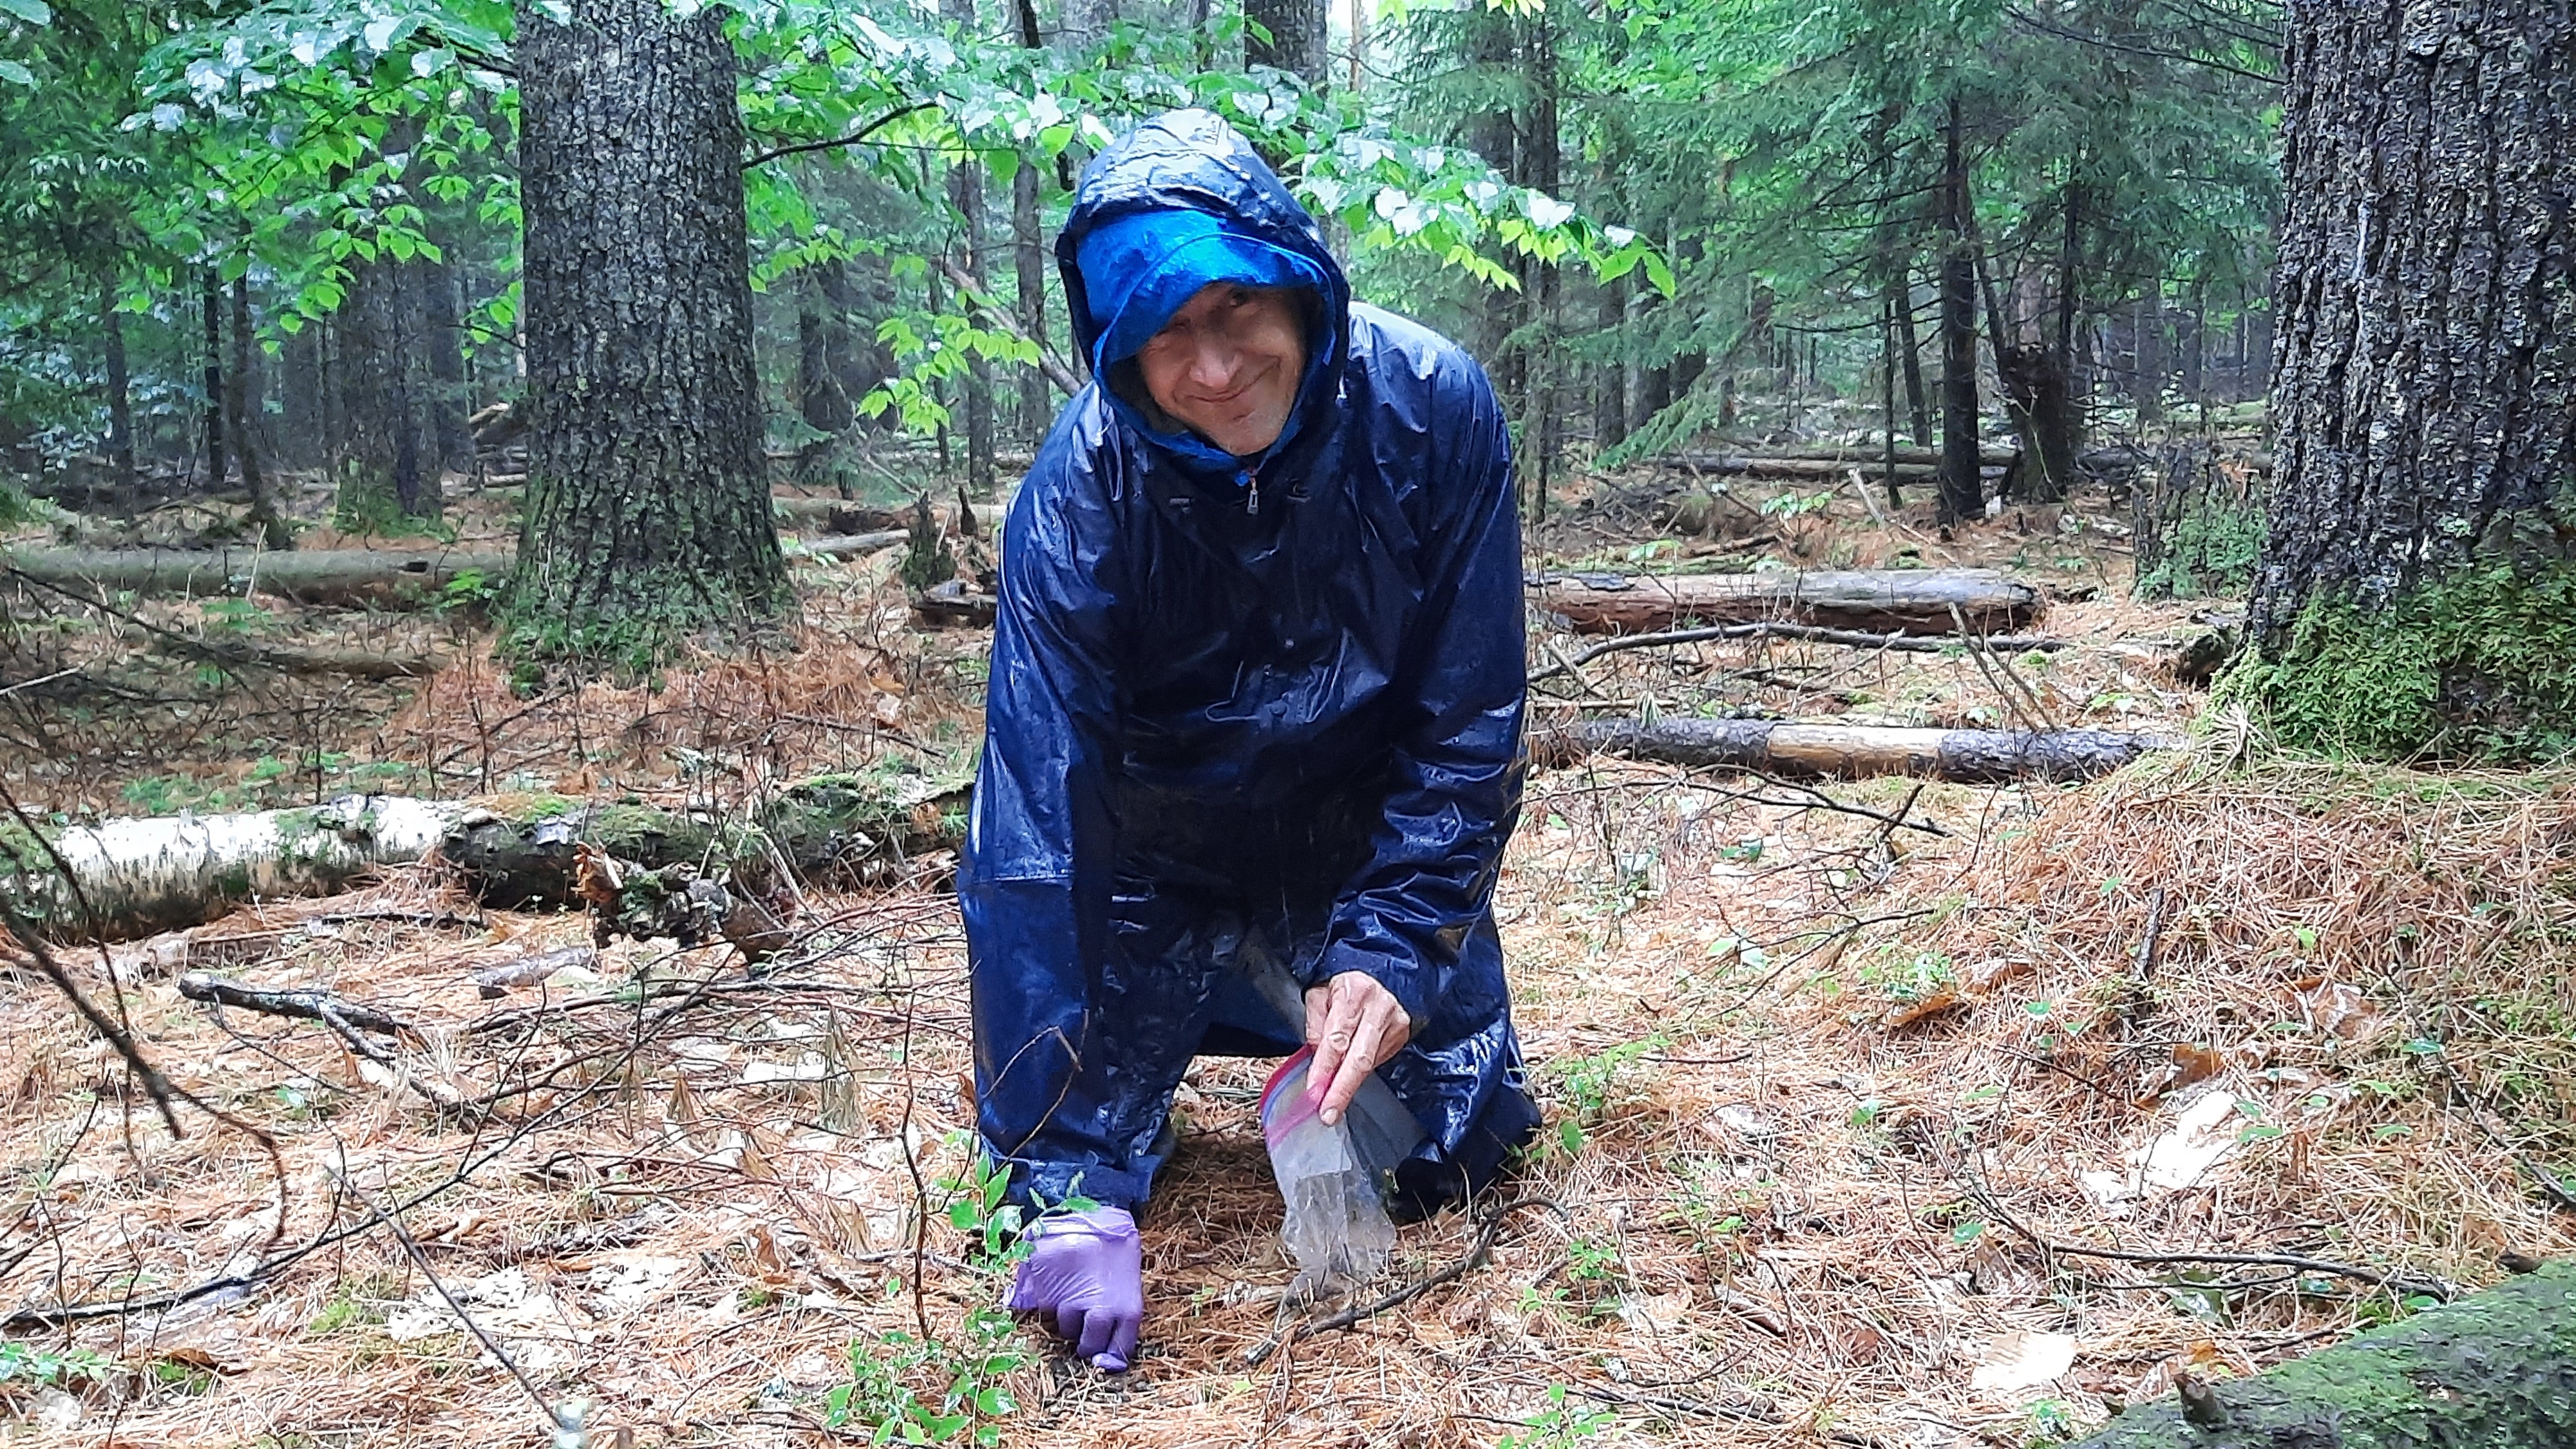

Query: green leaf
0 57 32 86
0 0 51 24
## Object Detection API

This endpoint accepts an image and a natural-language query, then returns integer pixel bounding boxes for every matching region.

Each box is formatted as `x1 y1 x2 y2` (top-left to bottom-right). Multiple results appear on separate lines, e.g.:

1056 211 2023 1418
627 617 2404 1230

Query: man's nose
1188 336 1240 388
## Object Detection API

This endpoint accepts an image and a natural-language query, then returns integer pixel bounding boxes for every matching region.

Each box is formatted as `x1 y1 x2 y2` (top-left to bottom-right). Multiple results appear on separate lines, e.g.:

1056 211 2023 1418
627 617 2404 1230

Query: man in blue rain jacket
960 109 1541 1372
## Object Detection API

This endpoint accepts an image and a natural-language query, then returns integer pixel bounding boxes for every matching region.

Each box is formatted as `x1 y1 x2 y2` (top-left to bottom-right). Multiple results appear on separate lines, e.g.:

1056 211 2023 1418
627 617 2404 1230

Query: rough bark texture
513 0 786 647
1533 568 2040 635
2250 1 2576 643
1246 0 1324 80
2067 1261 2576 1448
2 770 969 942
1541 718 2171 783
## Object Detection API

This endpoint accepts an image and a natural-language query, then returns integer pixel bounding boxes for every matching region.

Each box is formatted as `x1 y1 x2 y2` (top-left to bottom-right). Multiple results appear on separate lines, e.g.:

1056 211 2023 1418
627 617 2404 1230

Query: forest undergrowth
3 466 2571 1448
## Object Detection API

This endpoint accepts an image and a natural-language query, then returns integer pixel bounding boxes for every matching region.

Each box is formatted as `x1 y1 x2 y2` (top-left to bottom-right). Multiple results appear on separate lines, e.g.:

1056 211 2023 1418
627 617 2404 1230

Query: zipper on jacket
1239 466 1261 516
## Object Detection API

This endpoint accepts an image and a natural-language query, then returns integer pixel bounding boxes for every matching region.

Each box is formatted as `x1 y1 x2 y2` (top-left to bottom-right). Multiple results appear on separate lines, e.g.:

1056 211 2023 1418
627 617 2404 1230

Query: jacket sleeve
959 426 1137 1208
1311 353 1525 1027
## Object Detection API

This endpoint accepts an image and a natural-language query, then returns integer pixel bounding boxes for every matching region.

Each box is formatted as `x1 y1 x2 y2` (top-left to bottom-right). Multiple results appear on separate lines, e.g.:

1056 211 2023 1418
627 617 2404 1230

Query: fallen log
3 768 971 942
1542 717 2173 782
1533 569 2040 636
2069 1260 2573 1448
6 531 907 609
4 545 508 607
1648 448 2014 478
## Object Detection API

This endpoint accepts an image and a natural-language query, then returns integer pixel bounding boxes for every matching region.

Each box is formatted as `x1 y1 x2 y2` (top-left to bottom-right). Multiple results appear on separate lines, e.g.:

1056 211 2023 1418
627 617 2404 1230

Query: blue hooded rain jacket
960 110 1540 1220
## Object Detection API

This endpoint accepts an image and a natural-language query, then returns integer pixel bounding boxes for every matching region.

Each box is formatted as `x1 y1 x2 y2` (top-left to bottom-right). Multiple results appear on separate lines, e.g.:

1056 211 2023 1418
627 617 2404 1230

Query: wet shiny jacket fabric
960 111 1540 1218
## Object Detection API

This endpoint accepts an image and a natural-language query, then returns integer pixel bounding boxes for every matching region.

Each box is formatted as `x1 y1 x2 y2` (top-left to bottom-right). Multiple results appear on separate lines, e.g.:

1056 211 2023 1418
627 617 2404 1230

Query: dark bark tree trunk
1521 10 1560 521
1013 0 1049 448
200 267 226 489
1937 96 1981 525
227 274 290 551
795 266 853 493
1897 269 1931 445
1981 249 2076 504
335 259 441 523
943 0 994 507
512 0 786 650
2244 0 2576 757
2132 287 2164 422
100 283 135 504
1245 0 1323 82
421 259 476 473
1466 12 1520 403
1593 269 1626 451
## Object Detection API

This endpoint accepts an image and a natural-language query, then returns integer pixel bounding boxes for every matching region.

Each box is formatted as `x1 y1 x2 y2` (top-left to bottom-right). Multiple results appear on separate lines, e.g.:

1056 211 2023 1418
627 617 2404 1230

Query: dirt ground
4 453 2572 1448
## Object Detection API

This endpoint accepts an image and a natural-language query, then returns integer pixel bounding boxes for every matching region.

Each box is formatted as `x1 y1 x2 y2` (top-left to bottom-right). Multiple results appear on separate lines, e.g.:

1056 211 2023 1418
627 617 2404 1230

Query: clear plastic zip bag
1258 1046 1402 1301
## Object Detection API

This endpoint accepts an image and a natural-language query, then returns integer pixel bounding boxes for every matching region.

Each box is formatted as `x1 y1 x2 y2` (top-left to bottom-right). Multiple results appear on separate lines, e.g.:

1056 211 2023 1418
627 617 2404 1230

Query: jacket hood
1057 109 1352 478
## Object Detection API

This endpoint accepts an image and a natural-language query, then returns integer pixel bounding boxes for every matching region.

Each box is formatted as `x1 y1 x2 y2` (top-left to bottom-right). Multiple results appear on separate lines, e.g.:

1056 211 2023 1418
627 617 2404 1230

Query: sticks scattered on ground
1242 1196 1566 1367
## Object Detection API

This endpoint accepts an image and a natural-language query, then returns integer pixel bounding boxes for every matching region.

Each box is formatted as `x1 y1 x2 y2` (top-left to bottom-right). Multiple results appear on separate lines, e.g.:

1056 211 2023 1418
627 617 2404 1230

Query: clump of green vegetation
2135 493 2262 599
2222 562 2576 761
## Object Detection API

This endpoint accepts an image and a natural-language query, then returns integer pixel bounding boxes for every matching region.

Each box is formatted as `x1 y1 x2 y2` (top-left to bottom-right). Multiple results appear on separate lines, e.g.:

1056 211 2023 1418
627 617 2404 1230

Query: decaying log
913 578 999 629
5 545 511 607
5 530 909 611
1648 448 2015 477
3 768 969 942
3 795 462 943
1544 717 2173 782
771 497 907 532
431 770 969 910
1533 569 2041 636
2068 1261 2574 1448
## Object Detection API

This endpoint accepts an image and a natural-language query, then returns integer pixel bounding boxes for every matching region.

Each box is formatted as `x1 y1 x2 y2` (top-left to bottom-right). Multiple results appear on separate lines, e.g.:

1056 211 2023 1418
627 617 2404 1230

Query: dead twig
178 972 412 1039
1968 1178 2458 1301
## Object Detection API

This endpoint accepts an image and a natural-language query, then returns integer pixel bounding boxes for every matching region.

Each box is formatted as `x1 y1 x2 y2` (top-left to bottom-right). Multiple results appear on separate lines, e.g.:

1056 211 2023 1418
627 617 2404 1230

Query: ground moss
2222 562 2576 762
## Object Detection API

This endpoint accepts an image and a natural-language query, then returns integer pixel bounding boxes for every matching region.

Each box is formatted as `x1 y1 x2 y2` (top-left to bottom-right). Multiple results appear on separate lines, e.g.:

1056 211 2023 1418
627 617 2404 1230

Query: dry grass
5 471 2573 1448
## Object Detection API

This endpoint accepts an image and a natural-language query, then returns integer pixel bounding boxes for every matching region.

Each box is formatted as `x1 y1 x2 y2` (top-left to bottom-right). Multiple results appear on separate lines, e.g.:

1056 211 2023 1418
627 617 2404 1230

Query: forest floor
3 444 2573 1448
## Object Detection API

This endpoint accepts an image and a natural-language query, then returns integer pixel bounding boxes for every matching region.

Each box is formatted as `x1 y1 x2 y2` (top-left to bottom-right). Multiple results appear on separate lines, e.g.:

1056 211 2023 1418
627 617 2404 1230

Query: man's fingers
1302 985 1329 1047
1318 1009 1386 1126
1307 980 1356 1094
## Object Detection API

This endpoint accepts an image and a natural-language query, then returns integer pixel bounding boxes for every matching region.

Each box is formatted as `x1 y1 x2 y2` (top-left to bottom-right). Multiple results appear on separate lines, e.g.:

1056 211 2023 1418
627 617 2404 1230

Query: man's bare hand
1302 972 1410 1128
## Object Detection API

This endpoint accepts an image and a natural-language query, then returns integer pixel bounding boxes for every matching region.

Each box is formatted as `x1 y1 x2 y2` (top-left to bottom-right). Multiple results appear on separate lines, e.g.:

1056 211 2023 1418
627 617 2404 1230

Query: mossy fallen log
4 544 509 606
1543 717 2173 782
1 767 970 942
2070 1260 2575 1448
1533 568 2041 636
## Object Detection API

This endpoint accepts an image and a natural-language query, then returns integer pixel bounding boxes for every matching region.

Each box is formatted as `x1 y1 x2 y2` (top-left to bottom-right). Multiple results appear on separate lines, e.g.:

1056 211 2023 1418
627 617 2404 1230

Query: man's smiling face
1133 283 1307 457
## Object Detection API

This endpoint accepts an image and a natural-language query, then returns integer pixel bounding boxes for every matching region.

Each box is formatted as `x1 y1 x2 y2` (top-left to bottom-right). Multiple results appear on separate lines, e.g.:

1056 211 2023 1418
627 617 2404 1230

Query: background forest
6 1 2576 1448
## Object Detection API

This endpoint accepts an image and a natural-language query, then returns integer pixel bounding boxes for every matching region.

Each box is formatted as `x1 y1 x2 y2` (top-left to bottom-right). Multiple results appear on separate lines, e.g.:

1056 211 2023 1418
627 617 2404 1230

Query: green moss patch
2224 562 2576 762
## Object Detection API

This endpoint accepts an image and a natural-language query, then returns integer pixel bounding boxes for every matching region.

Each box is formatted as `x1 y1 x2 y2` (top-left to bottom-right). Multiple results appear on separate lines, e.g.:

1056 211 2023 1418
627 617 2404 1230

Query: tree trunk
1011 0 1049 445
2067 1263 2575 1449
795 265 853 492
2132 288 2164 423
421 259 477 473
1534 567 2039 634
227 274 292 551
200 267 226 489
1245 0 1323 81
513 0 786 652
1594 267 1627 452
943 0 996 506
1937 97 1981 525
1521 10 1560 520
1896 268 1931 445
336 259 442 524
1538 717 2169 784
2244 0 2576 759
100 283 135 504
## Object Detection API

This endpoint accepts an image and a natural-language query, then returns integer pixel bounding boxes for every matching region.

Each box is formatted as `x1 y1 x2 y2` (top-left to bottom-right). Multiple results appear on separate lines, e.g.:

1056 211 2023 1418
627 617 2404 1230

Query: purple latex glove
1005 1207 1143 1372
